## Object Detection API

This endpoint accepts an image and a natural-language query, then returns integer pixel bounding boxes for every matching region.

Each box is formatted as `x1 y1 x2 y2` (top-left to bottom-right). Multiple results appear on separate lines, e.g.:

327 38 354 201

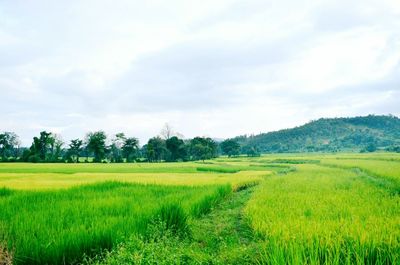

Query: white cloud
0 0 399 146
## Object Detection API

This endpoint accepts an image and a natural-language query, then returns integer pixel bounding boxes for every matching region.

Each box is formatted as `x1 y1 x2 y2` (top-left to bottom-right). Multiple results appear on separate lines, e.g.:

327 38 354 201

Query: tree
38 131 52 160
109 133 125 163
365 143 377 152
220 139 240 157
28 131 55 161
122 137 139 162
85 131 107 162
160 123 174 140
242 145 261 157
386 145 400 153
68 139 83 163
189 137 217 161
160 123 185 140
29 136 42 162
165 136 186 161
146 137 167 162
51 134 64 161
0 132 20 161
21 149 31 162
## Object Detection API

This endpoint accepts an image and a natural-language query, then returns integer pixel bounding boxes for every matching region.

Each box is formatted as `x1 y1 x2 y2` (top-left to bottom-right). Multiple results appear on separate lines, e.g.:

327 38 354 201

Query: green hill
234 115 400 153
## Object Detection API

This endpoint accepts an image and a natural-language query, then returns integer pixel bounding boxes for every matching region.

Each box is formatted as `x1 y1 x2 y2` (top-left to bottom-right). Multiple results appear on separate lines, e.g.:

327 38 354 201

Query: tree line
0 126 243 163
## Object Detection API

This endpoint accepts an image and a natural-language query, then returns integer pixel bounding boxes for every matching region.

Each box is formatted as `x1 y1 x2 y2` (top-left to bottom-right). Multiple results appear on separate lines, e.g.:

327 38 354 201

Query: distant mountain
234 115 400 153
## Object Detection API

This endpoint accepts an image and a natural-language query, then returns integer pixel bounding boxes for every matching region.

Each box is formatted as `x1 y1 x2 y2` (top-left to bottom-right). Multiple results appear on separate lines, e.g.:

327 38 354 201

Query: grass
196 166 240 173
245 163 400 264
0 153 399 264
0 163 269 190
321 157 400 194
0 182 231 264
86 184 262 265
190 185 232 217
0 162 272 175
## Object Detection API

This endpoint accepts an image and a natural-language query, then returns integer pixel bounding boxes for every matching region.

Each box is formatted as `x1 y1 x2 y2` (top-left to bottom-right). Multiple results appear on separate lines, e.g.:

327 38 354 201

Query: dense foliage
234 115 400 153
0 130 218 163
220 139 240 157
1 115 399 163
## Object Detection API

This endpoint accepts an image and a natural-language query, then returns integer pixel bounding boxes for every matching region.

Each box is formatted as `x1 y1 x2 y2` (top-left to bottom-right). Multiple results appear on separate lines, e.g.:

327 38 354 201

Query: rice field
0 153 399 264
320 158 400 194
0 183 231 264
0 162 267 190
245 163 400 264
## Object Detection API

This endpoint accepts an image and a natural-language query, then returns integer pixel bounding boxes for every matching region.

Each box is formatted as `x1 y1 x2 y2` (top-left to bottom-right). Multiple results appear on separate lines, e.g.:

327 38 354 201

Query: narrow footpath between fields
88 186 264 265
187 186 263 264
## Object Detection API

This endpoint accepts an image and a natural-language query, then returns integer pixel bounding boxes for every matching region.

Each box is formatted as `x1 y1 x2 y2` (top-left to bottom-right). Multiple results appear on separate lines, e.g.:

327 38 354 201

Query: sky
1 0 399 146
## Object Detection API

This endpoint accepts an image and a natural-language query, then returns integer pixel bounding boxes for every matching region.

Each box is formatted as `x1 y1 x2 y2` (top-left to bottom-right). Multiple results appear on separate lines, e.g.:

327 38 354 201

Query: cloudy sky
1 0 399 146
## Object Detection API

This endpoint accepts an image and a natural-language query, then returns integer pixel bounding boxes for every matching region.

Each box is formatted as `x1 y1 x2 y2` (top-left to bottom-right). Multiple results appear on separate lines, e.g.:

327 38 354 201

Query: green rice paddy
0 153 399 264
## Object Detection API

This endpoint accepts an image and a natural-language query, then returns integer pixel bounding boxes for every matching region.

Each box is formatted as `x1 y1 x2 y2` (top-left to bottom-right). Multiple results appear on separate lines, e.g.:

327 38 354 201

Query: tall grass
191 185 231 217
0 182 231 264
245 164 400 264
321 158 400 194
0 162 271 175
0 187 12 197
196 166 240 173
0 164 267 190
1 154 398 264
153 203 190 237
0 163 201 174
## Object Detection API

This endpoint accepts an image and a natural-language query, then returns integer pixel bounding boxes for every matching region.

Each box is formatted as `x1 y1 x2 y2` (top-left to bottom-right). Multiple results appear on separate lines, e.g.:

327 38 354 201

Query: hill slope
234 115 400 153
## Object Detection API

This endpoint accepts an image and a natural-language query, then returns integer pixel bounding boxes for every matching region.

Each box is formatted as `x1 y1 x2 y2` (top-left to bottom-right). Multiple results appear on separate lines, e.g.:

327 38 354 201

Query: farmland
0 153 399 264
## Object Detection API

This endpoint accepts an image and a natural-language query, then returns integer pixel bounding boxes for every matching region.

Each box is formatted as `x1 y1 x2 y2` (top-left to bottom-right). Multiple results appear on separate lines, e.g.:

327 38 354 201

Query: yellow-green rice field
0 153 399 264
